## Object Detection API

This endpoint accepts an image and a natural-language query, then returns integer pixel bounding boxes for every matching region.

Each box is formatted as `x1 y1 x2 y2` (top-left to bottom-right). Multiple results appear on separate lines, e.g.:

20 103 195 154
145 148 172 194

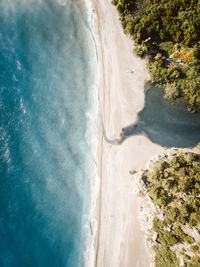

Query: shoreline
90 0 165 266
82 1 101 267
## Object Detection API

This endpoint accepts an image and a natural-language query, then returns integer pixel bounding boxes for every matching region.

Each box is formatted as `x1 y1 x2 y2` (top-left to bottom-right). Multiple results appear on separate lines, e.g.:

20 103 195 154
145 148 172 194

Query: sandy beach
91 1 165 266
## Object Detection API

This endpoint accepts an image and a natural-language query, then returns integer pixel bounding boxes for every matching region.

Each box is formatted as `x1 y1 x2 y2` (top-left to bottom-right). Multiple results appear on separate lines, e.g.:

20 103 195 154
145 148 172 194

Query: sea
0 0 98 266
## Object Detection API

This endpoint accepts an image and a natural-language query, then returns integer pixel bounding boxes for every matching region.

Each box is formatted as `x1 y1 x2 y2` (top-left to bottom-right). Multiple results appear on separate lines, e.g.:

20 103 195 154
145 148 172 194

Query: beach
91 0 165 266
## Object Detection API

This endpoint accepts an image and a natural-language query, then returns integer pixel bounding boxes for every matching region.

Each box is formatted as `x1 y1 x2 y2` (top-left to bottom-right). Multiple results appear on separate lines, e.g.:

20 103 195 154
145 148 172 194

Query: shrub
157 230 179 246
112 0 200 110
164 83 180 99
153 245 179 267
139 151 200 266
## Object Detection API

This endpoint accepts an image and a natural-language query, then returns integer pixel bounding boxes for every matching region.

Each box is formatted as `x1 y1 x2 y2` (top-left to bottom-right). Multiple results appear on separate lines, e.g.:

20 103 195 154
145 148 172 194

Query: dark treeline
112 0 200 111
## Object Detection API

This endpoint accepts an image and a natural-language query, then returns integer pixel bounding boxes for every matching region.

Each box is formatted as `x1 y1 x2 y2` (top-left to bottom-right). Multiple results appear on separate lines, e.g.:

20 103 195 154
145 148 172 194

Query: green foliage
191 245 199 253
141 151 200 266
157 230 179 246
159 42 173 57
153 245 179 267
112 0 200 110
174 226 195 244
153 217 168 230
164 207 180 222
187 256 200 267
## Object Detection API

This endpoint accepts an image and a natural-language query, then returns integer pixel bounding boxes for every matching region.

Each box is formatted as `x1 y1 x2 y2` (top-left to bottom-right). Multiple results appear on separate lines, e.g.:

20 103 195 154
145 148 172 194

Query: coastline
82 1 100 267
90 0 165 266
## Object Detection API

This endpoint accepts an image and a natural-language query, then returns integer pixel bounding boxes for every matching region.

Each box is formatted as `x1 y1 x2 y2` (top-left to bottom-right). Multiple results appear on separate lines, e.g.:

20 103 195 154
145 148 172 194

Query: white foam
82 1 101 267
16 60 22 71
56 0 67 6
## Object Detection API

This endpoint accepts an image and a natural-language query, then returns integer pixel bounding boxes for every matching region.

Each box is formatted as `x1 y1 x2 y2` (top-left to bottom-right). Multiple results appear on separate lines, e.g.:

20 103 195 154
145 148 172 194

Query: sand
91 1 165 266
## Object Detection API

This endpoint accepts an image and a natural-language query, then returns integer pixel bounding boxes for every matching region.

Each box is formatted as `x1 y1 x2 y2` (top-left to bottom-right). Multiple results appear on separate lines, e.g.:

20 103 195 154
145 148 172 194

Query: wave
0 1 98 266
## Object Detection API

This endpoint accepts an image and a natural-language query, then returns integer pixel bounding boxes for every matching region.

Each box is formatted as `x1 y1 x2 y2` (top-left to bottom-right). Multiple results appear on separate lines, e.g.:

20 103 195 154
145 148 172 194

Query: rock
129 170 137 175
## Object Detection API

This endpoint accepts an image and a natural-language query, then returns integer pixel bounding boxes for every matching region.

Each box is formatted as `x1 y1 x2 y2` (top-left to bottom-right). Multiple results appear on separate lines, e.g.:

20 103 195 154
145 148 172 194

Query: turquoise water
0 0 95 266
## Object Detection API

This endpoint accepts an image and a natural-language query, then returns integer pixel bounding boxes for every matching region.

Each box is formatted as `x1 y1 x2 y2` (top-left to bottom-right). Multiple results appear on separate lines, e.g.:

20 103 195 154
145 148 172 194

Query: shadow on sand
105 82 200 148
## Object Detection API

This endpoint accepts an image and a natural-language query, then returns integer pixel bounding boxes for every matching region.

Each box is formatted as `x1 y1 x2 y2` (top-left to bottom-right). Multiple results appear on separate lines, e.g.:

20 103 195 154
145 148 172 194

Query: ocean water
0 0 96 266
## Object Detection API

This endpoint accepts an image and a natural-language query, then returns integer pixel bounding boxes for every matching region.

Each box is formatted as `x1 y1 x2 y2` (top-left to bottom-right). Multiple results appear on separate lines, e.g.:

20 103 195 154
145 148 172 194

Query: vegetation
141 151 200 266
112 0 200 111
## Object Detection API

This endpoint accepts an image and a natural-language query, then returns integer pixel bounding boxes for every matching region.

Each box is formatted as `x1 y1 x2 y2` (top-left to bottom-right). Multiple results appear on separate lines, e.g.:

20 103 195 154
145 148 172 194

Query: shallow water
123 83 200 147
0 0 95 266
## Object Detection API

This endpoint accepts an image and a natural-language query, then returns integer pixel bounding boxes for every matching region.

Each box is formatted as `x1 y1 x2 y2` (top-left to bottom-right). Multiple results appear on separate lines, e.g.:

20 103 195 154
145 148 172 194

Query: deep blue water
0 0 95 266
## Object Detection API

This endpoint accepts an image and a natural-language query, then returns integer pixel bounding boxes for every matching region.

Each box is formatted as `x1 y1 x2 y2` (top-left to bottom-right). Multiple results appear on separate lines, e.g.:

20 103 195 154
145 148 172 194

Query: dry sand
91 1 165 266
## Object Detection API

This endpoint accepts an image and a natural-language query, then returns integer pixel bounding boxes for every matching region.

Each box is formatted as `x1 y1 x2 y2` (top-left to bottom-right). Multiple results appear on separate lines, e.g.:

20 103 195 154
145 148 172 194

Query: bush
140 152 200 266
157 230 179 246
190 245 199 253
153 218 168 231
112 0 200 110
164 83 180 99
153 245 179 267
